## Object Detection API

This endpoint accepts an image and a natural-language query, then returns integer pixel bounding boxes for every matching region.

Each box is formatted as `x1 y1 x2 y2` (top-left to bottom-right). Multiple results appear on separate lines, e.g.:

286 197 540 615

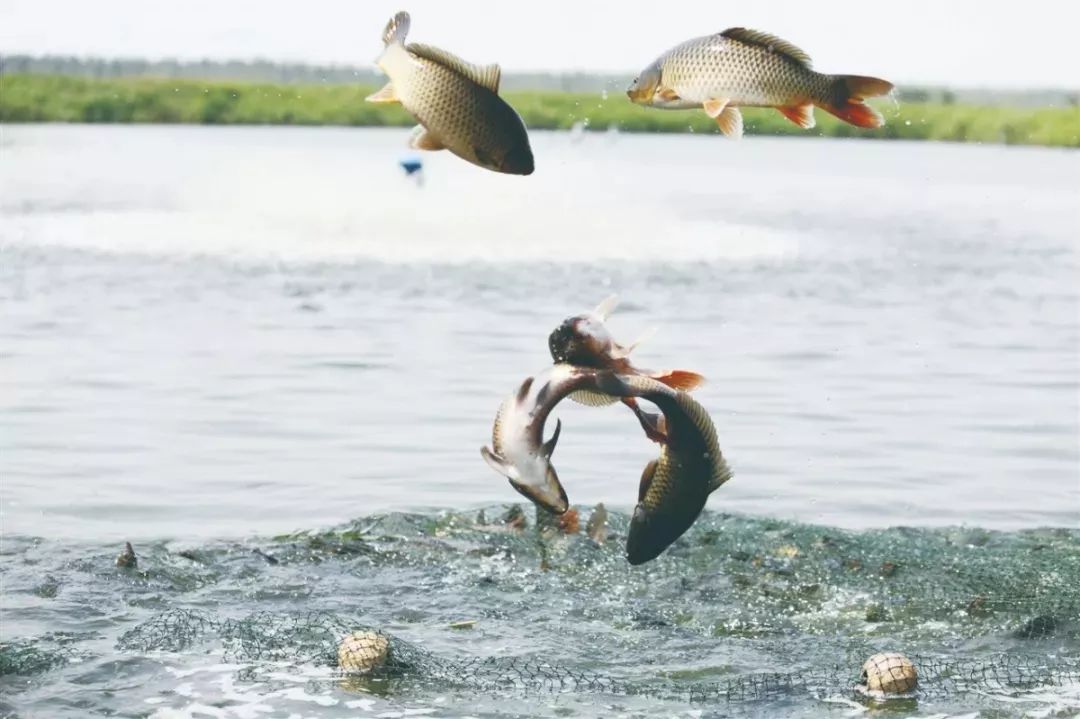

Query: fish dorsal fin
720 28 813 68
540 418 562 459
592 294 619 320
407 43 501 92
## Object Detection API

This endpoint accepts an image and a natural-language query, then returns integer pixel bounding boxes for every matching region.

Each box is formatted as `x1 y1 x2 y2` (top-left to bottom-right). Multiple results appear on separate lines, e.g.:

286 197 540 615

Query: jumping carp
548 295 705 441
367 11 534 175
481 364 606 515
592 373 733 565
627 27 893 139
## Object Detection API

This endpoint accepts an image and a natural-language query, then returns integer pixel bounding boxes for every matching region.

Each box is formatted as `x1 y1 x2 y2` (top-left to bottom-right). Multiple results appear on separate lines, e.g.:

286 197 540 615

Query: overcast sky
3 0 1078 88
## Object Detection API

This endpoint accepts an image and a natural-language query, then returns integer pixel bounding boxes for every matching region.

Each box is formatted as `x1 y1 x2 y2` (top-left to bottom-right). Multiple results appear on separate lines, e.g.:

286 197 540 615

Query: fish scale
368 12 534 175
628 27 893 138
662 35 829 107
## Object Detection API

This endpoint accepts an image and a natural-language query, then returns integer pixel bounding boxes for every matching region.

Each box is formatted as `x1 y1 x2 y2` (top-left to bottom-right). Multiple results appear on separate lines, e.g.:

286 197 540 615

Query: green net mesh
4 511 1079 714
113 608 1080 704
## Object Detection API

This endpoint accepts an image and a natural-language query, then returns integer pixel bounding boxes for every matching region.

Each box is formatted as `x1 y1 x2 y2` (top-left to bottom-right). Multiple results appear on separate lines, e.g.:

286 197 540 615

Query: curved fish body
627 28 893 139
481 364 607 515
592 374 732 565
548 295 705 441
367 12 534 175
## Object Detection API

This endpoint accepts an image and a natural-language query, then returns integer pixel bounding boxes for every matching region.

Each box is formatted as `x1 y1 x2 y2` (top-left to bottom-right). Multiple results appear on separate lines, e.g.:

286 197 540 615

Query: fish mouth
508 476 569 515
625 504 691 565
499 144 535 176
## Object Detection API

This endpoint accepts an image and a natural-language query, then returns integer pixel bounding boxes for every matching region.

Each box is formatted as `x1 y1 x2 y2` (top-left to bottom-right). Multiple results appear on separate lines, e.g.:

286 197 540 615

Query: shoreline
3 74 1078 148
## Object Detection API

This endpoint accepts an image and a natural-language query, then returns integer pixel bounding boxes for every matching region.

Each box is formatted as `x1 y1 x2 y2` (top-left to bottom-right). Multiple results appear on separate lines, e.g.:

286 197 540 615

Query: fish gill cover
2 511 1078 716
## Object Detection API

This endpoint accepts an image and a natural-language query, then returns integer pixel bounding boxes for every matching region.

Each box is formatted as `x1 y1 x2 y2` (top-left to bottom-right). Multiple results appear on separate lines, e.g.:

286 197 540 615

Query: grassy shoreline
2 74 1078 147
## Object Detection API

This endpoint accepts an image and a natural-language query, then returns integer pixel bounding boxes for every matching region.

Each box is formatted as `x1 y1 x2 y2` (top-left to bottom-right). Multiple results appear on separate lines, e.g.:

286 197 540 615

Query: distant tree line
2 54 1077 107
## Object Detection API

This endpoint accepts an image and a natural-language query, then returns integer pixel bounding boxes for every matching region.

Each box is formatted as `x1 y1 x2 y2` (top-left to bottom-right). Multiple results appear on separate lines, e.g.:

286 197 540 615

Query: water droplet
600 89 608 101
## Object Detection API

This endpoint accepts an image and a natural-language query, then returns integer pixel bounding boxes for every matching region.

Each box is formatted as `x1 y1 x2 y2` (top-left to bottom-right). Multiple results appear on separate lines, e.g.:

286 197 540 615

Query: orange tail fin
818 75 894 129
649 369 706 392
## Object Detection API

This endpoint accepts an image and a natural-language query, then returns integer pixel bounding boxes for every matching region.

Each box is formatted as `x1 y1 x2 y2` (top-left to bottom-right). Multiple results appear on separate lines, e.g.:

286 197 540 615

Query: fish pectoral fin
638 459 659 503
610 326 657 360
365 82 400 104
407 43 501 92
409 125 446 151
627 398 668 445
540 418 562 459
592 294 619 321
656 86 682 103
714 106 744 139
778 104 816 129
702 98 730 119
481 446 517 479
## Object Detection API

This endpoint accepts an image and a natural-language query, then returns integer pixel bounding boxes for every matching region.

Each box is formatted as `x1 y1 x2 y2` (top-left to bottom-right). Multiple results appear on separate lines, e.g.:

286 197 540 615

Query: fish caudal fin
778 104 816 129
648 369 706 393
819 75 894 129
381 11 410 46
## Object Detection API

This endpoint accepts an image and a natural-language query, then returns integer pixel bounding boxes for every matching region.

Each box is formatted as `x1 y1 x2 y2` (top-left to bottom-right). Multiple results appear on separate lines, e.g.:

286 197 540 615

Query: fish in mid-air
591 373 733 565
548 295 705 441
627 27 894 139
367 11 534 175
481 365 597 514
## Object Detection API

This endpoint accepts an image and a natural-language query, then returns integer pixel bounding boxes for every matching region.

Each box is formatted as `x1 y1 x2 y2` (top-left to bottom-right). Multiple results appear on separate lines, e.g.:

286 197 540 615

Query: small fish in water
116 542 137 569
482 365 619 514
367 11 534 175
585 503 608 545
627 28 893 139
548 295 705 442
591 374 733 564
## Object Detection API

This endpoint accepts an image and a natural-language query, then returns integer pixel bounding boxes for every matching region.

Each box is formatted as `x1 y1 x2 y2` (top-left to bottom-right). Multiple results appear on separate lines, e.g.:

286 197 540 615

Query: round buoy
860 652 917 695
337 631 390 673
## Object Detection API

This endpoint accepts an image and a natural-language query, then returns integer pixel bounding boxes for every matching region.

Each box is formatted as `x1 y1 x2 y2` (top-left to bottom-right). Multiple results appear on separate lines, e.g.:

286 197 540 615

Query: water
1 124 1078 717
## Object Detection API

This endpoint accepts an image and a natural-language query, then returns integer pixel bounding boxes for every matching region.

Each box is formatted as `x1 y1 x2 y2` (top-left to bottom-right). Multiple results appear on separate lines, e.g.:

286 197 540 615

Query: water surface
0 125 1078 718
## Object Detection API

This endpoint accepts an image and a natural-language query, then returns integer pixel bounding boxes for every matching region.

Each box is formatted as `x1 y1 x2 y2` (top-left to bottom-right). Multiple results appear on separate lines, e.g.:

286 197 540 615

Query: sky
3 0 1079 89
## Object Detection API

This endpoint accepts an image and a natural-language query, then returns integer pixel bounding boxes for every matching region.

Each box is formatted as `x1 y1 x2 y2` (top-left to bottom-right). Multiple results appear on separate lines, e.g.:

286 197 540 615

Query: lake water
1 124 1078 718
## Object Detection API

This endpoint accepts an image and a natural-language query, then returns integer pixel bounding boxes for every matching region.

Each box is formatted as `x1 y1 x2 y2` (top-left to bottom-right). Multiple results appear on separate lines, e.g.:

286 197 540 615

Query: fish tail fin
381 11 410 46
817 75 894 129
649 369 706 392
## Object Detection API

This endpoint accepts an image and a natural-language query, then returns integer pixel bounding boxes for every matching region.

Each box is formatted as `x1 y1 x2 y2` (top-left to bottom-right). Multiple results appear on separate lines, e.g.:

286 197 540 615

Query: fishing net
4 512 1079 715
113 608 1080 704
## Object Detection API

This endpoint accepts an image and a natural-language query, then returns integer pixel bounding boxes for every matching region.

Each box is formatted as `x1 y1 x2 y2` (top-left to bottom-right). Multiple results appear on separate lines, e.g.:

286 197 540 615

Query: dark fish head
471 121 533 175
625 492 709 565
548 316 612 367
499 140 535 176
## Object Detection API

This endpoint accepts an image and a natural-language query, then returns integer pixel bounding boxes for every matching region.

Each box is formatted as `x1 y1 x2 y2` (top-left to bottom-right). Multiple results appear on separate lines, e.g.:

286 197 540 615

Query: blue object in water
399 156 423 176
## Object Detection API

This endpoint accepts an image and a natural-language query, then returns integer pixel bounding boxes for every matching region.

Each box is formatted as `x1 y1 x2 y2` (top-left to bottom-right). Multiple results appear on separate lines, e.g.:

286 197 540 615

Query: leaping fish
627 27 894 139
481 364 603 515
367 11 534 175
548 295 705 442
591 373 733 565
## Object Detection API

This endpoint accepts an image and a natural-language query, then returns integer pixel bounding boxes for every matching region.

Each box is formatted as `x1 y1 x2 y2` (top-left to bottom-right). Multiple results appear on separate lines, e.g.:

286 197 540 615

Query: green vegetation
3 74 1078 147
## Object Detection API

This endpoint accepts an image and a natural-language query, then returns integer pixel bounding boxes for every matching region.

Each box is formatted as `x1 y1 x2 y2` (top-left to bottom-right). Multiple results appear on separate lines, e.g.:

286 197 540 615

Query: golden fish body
628 28 893 138
368 12 534 175
593 374 732 565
